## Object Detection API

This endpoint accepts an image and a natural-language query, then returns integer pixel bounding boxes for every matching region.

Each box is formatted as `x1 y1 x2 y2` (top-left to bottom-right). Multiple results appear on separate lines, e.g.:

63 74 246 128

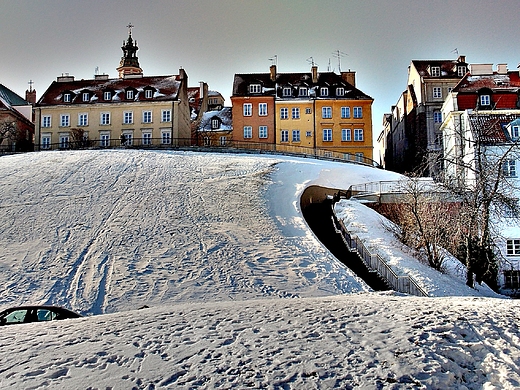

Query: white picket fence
332 216 428 297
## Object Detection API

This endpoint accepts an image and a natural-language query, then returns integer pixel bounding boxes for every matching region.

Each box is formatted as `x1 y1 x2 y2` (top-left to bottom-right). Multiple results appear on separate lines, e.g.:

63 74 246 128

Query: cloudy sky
2 0 519 140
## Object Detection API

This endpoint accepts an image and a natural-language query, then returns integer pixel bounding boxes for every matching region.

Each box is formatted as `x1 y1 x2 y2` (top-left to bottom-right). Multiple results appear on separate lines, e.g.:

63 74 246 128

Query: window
142 132 152 145
434 111 442 123
323 129 332 142
458 66 467 77
503 160 517 177
59 134 69 149
249 84 261 94
104 91 111 101
299 87 308 96
507 239 520 256
322 107 332 119
82 92 89 102
63 93 71 103
512 126 520 140
336 87 345 96
342 128 351 141
161 130 171 144
100 112 110 125
354 129 364 141
211 118 219 129
480 95 491 106
259 126 268 138
126 90 134 100
100 133 110 147
162 109 171 123
306 131 312 137
42 116 51 128
504 270 520 289
281 130 289 142
142 111 152 123
60 114 70 127
219 136 227 146
353 107 363 118
41 135 51 149
78 113 88 127
431 66 441 77
355 152 364 162
433 87 442 99
243 126 252 139
292 130 300 142
145 89 153 99
243 103 252 117
305 108 312 115
292 107 300 119
283 87 292 97
341 107 350 119
280 107 288 119
320 87 328 96
259 103 268 116
123 111 133 124
122 132 133 146
203 136 211 146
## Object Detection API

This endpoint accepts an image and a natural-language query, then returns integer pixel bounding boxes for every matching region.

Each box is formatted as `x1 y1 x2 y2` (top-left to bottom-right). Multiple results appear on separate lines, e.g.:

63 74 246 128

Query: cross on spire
127 23 134 36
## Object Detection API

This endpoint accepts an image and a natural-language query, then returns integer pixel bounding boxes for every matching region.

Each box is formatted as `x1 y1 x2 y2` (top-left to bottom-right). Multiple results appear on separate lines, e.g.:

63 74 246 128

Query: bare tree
0 119 18 150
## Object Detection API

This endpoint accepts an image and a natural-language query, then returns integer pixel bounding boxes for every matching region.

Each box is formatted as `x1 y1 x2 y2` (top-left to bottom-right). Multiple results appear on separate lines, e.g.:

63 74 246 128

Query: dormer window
320 87 328 97
431 66 441 77
103 91 112 101
283 87 292 97
336 87 345 96
299 87 308 97
511 125 520 140
458 65 467 77
126 89 134 100
480 95 491 106
82 92 90 102
63 93 71 103
144 88 154 99
249 84 262 94
211 118 220 130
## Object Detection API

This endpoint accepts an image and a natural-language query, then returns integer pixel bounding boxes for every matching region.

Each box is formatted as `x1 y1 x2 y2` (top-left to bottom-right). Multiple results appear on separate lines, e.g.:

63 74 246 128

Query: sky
2 0 520 141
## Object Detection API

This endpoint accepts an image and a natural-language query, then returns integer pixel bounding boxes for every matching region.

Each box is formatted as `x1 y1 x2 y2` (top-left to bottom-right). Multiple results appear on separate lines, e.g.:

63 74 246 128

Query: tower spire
116 23 143 78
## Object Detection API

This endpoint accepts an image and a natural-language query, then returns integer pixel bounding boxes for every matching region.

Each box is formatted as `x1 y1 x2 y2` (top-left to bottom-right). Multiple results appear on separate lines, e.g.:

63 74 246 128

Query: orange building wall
231 96 275 144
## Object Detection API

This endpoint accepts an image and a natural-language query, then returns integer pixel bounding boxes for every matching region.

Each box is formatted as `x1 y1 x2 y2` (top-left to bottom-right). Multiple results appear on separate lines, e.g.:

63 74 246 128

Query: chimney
311 65 318 83
270 64 277 82
497 64 508 74
199 81 205 99
25 89 36 104
341 70 356 87
457 55 466 64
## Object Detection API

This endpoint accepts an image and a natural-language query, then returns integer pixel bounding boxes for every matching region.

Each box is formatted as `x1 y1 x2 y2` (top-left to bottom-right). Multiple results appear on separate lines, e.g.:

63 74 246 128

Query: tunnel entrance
300 186 390 292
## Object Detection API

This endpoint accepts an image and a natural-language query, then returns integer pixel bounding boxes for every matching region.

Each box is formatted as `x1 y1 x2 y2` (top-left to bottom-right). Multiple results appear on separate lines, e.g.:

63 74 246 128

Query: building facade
232 65 374 161
0 83 34 152
35 29 190 149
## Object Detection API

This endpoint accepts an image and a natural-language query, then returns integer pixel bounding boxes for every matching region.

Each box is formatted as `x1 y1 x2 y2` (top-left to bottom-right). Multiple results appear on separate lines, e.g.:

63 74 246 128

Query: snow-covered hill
0 149 519 389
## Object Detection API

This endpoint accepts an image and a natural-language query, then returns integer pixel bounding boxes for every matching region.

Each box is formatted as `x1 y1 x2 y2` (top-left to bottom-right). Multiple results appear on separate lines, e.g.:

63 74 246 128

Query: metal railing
32 137 381 167
331 213 428 297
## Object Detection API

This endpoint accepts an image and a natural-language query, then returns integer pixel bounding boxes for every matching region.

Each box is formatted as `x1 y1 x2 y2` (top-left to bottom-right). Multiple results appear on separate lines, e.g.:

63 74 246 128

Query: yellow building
35 28 190 149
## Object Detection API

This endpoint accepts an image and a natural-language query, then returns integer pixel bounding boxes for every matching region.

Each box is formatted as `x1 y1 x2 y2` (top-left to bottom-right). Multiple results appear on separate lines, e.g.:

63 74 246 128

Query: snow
0 149 519 389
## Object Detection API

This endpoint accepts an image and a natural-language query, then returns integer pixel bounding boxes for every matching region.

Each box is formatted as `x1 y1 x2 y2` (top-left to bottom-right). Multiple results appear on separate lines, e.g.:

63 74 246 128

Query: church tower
116 24 143 78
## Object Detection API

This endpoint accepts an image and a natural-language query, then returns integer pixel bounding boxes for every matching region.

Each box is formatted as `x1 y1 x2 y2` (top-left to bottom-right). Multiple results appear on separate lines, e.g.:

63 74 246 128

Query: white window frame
355 152 364 162
353 107 363 118
104 91 111 101
342 128 351 141
258 103 268 116
292 130 300 142
249 84 261 94
458 66 467 77
42 115 51 128
126 90 134 100
243 126 252 139
78 113 88 127
354 128 364 141
243 103 252 117
336 87 345 96
283 87 292 97
299 87 308 97
142 132 152 145
63 93 71 103
305 108 312 115
59 134 69 149
161 109 171 123
60 114 70 127
219 136 227 146
123 111 133 125
320 87 328 96
322 107 332 119
259 126 268 139
41 134 51 149
100 133 110 147
281 130 289 142
122 131 133 146
507 239 520 256
306 131 312 137
161 130 171 144
145 89 153 99
431 66 441 77
280 107 288 119
211 118 219 130
142 111 152 124
323 128 332 142
82 92 89 102
341 107 350 119
512 126 520 140
433 87 442 99
291 107 300 119
480 95 491 106
100 112 110 125
503 160 517 177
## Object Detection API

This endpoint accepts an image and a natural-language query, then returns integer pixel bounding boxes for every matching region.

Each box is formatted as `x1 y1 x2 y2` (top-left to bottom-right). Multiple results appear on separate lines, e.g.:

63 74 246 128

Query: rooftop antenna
451 48 459 57
327 58 331 72
306 57 318 67
95 66 99 75
28 80 34 92
268 55 277 66
332 50 348 72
